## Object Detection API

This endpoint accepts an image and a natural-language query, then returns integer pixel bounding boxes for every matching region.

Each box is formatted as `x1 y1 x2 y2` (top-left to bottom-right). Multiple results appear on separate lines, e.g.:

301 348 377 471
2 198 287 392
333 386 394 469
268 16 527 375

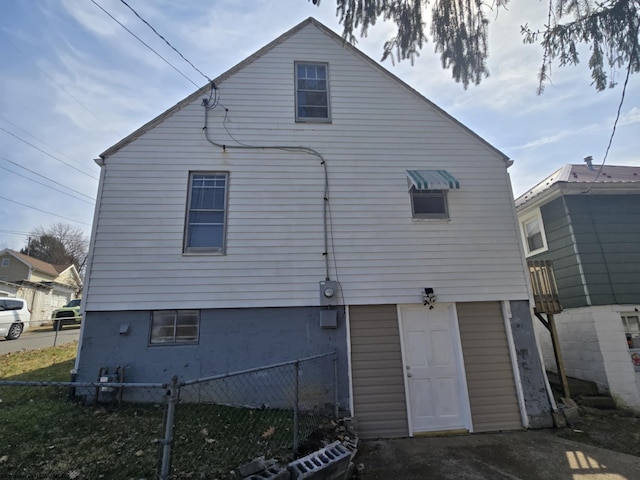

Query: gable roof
1 249 62 277
99 17 510 164
516 164 640 209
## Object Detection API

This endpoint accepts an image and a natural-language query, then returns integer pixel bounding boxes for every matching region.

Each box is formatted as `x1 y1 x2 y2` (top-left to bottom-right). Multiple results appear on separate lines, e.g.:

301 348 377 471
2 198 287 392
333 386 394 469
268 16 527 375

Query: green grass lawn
0 343 328 479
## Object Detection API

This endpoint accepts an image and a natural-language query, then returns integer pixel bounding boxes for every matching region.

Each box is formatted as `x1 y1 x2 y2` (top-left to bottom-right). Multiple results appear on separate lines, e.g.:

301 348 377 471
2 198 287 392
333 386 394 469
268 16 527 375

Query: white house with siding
76 17 552 438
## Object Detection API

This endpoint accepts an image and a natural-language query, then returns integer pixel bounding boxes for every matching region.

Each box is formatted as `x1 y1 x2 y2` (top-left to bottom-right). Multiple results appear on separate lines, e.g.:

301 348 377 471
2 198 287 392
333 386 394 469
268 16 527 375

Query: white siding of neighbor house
85 21 529 312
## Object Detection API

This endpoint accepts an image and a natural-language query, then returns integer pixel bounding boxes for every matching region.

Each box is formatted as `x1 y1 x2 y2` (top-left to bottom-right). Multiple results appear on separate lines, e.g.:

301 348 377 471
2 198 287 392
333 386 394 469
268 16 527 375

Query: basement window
150 310 199 345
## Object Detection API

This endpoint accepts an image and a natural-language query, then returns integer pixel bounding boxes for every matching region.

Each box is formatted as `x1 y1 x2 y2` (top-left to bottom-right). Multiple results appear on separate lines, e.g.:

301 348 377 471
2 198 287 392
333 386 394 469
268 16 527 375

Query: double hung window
184 173 228 254
521 211 547 256
295 62 330 121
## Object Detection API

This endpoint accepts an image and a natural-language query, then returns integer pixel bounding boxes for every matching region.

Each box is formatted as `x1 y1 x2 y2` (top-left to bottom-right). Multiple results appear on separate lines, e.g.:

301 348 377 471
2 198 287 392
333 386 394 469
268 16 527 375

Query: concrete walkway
355 430 640 479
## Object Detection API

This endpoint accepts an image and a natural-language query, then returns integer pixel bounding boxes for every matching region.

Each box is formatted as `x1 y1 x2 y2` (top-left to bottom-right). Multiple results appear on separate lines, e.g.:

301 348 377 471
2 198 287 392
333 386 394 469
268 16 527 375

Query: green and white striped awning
406 170 461 190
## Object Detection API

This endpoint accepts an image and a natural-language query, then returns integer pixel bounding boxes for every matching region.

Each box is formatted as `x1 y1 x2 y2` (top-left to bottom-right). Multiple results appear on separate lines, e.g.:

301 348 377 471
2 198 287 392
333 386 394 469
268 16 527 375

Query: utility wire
90 0 200 88
0 195 91 226
0 116 85 169
0 32 119 135
0 156 94 201
0 165 94 205
586 20 639 192
119 0 212 83
0 126 98 180
0 229 32 237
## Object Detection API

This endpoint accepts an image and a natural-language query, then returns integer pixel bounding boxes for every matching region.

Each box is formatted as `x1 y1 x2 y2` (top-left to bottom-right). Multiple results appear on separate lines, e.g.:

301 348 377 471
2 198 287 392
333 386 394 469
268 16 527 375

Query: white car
0 298 31 340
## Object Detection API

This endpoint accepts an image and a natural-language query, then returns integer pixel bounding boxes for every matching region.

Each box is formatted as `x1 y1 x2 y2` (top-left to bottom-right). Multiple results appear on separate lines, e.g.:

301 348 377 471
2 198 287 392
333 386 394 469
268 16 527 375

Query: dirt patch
544 405 640 457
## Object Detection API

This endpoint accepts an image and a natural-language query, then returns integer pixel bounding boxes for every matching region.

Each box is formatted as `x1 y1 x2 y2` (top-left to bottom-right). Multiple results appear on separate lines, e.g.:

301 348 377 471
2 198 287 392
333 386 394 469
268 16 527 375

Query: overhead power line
0 116 85 168
90 0 200 88
0 126 98 180
0 195 92 226
0 32 118 135
0 165 94 205
119 0 212 83
0 156 94 201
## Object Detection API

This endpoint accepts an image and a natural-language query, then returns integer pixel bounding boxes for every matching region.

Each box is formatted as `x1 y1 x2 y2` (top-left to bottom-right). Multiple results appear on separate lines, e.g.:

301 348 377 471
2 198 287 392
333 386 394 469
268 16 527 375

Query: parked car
51 298 82 330
0 298 31 340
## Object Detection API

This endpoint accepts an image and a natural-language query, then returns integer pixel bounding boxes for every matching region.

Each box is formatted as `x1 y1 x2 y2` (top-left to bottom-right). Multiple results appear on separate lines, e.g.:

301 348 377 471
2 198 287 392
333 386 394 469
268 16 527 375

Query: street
0 325 80 355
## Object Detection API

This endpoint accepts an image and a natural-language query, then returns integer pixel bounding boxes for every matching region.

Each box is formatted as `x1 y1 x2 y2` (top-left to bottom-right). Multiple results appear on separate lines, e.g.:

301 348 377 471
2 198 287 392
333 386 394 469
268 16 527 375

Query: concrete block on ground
247 464 290 480
289 441 351 480
240 457 266 477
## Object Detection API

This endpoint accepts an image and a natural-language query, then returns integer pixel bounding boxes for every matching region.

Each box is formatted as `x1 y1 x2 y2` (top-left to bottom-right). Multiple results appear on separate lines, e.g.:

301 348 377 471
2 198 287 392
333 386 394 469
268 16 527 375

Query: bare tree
22 223 88 273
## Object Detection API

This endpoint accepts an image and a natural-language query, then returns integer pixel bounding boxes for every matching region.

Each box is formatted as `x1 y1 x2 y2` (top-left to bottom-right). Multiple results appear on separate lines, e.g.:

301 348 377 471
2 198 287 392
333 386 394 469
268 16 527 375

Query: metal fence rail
0 351 339 480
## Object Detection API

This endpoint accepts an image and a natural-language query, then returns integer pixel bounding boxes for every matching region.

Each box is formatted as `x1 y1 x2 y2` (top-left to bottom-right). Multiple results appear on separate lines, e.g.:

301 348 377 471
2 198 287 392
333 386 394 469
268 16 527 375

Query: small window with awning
406 170 460 219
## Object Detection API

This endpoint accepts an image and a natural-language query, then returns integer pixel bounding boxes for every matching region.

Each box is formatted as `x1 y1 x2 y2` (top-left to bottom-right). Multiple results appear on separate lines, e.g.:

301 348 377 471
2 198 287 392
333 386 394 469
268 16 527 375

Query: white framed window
295 62 330 122
410 188 449 219
184 172 228 254
1 258 9 267
150 310 199 345
621 313 640 349
520 210 547 256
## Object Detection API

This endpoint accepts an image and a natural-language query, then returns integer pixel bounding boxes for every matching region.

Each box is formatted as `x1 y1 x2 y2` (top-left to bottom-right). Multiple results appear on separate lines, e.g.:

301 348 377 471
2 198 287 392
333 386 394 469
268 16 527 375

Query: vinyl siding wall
0 255 29 283
86 22 529 312
567 195 640 305
349 304 408 438
531 194 640 308
457 302 522 432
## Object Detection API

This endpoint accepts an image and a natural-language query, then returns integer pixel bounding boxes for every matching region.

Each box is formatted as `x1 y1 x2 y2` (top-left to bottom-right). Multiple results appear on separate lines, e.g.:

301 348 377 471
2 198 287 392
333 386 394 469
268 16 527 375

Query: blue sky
1 0 639 250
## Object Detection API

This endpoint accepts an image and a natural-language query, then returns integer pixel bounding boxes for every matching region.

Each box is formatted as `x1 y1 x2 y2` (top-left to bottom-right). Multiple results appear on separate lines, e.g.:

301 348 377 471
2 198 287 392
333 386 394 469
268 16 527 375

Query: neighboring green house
516 162 640 409
0 249 82 323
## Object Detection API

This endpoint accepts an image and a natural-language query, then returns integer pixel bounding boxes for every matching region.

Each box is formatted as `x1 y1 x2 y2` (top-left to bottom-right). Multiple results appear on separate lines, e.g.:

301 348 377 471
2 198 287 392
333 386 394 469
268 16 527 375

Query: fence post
293 361 300 455
159 375 179 480
333 352 339 419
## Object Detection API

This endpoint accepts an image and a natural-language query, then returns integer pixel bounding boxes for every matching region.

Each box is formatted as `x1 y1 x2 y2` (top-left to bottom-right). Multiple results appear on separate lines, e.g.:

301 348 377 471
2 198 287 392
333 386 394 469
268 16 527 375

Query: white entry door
399 304 470 434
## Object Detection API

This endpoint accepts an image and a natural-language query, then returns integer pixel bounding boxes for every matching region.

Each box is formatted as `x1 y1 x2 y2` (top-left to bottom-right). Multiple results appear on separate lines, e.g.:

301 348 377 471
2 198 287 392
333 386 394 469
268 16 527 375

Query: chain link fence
0 351 338 480
170 352 338 479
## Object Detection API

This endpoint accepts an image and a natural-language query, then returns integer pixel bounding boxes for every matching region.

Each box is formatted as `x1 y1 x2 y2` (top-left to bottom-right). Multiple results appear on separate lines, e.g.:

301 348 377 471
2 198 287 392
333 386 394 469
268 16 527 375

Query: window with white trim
520 210 547 256
150 310 199 345
295 62 330 121
621 313 640 349
184 173 228 254
1 258 9 267
410 188 449 219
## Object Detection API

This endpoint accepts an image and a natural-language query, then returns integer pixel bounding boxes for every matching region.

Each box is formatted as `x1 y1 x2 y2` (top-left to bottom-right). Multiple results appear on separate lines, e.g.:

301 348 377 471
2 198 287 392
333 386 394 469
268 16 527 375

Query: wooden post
548 313 571 399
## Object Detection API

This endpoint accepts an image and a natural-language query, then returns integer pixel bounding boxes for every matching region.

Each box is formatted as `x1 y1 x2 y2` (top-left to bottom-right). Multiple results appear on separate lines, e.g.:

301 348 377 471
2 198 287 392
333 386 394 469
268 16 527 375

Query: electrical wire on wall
201 88 339 290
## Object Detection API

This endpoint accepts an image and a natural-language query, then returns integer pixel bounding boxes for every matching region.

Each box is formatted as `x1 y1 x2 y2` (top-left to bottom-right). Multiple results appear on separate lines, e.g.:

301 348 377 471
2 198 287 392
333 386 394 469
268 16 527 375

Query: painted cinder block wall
535 306 640 408
77 307 350 410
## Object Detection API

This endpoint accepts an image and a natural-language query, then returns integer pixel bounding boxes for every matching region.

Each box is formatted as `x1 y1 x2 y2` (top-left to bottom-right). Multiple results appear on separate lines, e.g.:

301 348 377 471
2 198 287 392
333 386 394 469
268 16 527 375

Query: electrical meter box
319 280 339 307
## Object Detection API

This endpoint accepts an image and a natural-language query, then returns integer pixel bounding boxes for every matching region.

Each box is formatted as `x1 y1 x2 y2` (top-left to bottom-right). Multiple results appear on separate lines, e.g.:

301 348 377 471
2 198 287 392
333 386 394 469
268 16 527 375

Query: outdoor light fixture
422 288 436 309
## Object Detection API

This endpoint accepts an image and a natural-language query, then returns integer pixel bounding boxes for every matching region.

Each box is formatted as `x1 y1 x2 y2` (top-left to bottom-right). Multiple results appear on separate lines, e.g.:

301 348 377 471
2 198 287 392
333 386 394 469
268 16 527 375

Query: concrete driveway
355 430 640 480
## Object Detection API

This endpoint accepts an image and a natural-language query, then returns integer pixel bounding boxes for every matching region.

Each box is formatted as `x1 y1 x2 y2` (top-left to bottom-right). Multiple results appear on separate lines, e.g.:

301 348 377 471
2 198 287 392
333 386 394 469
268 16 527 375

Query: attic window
1 258 9 267
295 62 330 122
